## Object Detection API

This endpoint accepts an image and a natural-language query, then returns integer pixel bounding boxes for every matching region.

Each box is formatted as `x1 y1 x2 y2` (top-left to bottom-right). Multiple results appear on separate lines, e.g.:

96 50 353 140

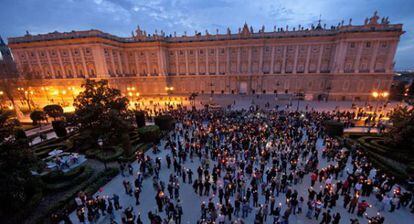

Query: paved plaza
67 109 412 224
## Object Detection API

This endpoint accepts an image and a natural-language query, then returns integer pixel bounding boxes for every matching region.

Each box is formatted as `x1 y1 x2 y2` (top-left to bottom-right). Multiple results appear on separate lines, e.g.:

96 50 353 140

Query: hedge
41 166 85 184
52 120 67 137
118 143 150 162
358 136 410 163
94 146 124 162
135 111 146 128
33 143 68 159
44 166 93 192
32 168 119 224
323 120 344 137
138 125 160 143
154 114 175 130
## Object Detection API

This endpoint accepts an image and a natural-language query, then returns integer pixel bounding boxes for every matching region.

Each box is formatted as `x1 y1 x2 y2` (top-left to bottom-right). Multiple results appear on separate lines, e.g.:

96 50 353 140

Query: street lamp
97 138 107 170
41 87 50 103
371 91 389 124
0 91 4 110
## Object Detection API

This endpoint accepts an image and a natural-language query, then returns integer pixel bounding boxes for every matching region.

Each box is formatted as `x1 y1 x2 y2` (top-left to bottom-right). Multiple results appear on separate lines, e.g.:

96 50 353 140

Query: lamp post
371 91 389 125
98 138 107 170
41 87 50 103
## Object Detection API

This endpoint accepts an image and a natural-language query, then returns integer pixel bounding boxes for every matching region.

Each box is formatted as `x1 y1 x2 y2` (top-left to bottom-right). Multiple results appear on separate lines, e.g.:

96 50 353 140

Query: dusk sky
1 0 413 70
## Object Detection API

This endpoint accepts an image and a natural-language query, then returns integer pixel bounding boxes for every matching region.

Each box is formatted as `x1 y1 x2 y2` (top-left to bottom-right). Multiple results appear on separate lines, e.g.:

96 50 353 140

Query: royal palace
6 12 403 101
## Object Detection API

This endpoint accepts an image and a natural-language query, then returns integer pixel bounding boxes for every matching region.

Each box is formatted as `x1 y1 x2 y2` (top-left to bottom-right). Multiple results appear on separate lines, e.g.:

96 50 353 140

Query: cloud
0 0 412 69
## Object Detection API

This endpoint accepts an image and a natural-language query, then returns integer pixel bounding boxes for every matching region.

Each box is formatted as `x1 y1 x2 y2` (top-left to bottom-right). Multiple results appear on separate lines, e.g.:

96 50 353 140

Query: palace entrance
239 81 247 94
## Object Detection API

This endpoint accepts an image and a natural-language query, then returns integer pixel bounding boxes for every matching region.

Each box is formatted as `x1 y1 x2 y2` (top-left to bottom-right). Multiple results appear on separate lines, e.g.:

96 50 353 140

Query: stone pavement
67 122 413 224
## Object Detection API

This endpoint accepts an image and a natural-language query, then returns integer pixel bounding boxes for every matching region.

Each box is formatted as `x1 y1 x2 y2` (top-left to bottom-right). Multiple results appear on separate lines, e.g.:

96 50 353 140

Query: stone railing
8 23 403 44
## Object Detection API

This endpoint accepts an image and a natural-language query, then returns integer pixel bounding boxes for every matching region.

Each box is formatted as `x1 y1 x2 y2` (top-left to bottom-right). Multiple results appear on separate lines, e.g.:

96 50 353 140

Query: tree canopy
73 79 131 145
43 104 64 120
387 106 414 151
0 110 38 217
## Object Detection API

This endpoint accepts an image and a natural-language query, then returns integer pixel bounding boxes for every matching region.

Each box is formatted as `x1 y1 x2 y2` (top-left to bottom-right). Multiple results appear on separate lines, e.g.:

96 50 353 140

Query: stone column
226 48 230 74
338 42 348 73
281 46 287 74
145 51 150 75
68 48 76 77
354 42 363 73
195 49 199 75
304 46 311 74
248 47 252 74
216 48 219 75
237 47 241 73
175 50 179 75
385 40 398 73
57 49 65 77
293 45 299 74
259 46 263 74
110 49 116 74
91 45 108 78
270 46 275 74
46 50 56 78
316 45 323 73
158 46 166 76
35 52 45 79
118 51 124 75
369 41 380 73
185 49 189 75
80 48 88 78
206 48 209 75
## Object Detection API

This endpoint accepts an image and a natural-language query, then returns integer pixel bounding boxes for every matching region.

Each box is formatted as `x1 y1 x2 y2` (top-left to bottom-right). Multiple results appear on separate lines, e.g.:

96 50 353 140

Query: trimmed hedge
119 143 150 162
135 111 146 128
32 168 119 224
41 166 85 183
44 166 93 192
138 125 160 143
323 120 344 137
154 114 175 130
95 146 124 162
33 143 68 159
52 120 67 137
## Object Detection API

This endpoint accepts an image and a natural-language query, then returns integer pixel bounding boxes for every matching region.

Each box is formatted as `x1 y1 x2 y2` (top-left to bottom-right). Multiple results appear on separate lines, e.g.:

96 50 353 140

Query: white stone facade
8 13 403 100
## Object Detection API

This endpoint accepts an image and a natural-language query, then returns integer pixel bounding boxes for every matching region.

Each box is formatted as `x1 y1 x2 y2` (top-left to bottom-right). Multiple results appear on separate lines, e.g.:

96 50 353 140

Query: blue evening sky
0 0 413 70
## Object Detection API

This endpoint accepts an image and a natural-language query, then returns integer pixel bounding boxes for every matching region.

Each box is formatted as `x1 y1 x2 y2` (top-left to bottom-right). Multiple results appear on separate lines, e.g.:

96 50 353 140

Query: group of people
67 103 413 224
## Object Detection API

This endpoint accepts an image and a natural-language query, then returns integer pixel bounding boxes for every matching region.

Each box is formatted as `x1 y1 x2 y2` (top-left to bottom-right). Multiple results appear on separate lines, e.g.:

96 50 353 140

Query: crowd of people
67 104 413 224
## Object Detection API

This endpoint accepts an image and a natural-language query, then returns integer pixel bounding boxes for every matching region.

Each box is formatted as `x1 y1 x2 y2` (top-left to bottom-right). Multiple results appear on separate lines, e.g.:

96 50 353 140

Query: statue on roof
369 11 380 25
240 23 250 36
349 18 353 26
227 27 231 35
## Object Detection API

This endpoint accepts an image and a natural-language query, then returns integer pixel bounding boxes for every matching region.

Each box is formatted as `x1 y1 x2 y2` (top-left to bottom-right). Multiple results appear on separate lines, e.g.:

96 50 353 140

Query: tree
43 104 64 120
29 110 45 126
387 106 414 152
0 110 39 219
389 81 406 101
73 79 132 153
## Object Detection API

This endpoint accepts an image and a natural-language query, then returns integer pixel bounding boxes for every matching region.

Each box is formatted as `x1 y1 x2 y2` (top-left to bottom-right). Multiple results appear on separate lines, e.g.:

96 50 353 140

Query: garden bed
44 166 93 192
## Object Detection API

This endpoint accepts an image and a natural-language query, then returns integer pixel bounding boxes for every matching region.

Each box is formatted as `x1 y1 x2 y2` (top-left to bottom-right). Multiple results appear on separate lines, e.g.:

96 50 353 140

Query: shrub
323 120 344 137
30 110 45 126
154 114 175 130
138 125 160 143
94 146 124 162
33 144 68 159
43 104 64 120
52 120 67 137
14 128 28 140
135 111 146 128
44 166 93 192
41 166 85 184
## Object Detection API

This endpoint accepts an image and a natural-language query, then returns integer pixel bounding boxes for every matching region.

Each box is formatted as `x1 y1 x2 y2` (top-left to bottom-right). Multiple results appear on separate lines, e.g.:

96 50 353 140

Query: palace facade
7 12 403 100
